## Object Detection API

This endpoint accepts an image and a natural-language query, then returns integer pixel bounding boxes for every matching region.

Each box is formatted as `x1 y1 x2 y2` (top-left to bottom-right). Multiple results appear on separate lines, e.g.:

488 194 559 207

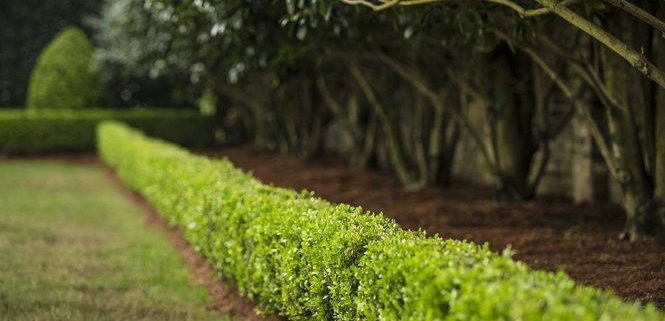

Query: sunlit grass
0 161 228 321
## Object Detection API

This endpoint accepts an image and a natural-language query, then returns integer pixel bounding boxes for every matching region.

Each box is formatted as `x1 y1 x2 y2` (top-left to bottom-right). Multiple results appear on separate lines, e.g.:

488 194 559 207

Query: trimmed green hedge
98 122 663 321
26 27 102 109
0 109 214 153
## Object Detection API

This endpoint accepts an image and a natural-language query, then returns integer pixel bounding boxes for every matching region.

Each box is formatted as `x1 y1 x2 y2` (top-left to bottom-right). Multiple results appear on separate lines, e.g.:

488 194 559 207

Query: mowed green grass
0 161 227 321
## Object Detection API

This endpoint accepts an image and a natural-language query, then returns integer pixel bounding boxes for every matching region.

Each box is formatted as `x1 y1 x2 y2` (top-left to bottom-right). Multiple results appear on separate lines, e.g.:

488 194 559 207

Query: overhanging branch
338 0 665 89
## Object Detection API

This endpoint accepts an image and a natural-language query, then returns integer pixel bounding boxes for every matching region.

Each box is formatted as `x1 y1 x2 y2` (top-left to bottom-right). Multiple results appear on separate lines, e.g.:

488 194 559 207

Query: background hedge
98 122 664 321
0 109 214 154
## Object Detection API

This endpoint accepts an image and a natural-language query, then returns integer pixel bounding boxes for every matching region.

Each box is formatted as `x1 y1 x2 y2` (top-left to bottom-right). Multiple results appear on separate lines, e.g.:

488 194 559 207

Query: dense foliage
0 109 214 153
0 0 103 107
99 122 663 321
90 0 199 108
26 27 103 109
96 0 665 239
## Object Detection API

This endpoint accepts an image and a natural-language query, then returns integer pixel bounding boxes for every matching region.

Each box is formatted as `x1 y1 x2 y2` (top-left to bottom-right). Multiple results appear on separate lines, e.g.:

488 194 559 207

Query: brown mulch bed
205 145 665 308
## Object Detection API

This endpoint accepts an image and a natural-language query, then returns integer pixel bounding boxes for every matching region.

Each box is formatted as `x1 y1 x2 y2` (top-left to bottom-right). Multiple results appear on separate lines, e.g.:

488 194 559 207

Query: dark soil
101 164 280 321
205 145 665 308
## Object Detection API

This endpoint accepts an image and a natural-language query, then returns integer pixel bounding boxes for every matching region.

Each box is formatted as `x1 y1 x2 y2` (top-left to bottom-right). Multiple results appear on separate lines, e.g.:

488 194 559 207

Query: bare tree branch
339 0 665 89
603 0 665 37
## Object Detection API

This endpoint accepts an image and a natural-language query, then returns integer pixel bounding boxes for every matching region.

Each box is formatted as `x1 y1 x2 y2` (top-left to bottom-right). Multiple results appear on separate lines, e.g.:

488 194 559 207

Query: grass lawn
0 161 227 321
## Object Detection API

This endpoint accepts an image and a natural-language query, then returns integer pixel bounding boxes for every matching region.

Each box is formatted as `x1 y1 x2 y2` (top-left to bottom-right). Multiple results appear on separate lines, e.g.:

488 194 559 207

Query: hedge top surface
98 121 665 321
26 27 102 109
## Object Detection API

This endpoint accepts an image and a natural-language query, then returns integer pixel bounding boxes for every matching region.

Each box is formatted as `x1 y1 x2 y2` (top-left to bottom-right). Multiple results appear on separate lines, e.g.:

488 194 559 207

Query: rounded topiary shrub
26 27 102 109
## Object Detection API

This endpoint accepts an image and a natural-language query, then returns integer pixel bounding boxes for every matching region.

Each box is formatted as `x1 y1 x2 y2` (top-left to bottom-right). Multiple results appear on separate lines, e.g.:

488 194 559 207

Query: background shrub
98 122 664 321
0 109 214 154
0 0 102 107
26 27 102 109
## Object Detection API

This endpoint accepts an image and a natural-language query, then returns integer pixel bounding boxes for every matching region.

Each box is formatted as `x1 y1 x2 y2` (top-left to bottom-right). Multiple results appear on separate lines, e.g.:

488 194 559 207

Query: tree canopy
96 0 665 239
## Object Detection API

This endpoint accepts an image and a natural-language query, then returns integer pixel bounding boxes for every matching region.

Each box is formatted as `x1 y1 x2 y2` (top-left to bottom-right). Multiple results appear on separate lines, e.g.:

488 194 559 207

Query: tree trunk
603 13 660 240
350 65 419 187
655 87 665 235
437 115 459 186
489 49 536 201
605 69 656 240
652 4 665 235
620 185 656 241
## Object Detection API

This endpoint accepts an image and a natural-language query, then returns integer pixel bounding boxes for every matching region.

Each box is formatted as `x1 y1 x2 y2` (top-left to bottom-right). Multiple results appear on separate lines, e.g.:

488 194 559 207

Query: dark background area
0 1 102 107
0 1 192 109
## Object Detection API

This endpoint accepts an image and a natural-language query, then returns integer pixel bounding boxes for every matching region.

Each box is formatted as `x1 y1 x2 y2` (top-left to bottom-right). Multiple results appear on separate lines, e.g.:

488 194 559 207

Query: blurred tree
90 0 197 108
273 0 665 233
100 0 567 195
94 0 665 238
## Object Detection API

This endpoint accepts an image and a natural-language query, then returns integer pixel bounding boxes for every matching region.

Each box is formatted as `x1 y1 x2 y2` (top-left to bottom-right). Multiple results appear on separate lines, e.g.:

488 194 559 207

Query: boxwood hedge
26 27 103 109
98 122 663 321
0 109 214 154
